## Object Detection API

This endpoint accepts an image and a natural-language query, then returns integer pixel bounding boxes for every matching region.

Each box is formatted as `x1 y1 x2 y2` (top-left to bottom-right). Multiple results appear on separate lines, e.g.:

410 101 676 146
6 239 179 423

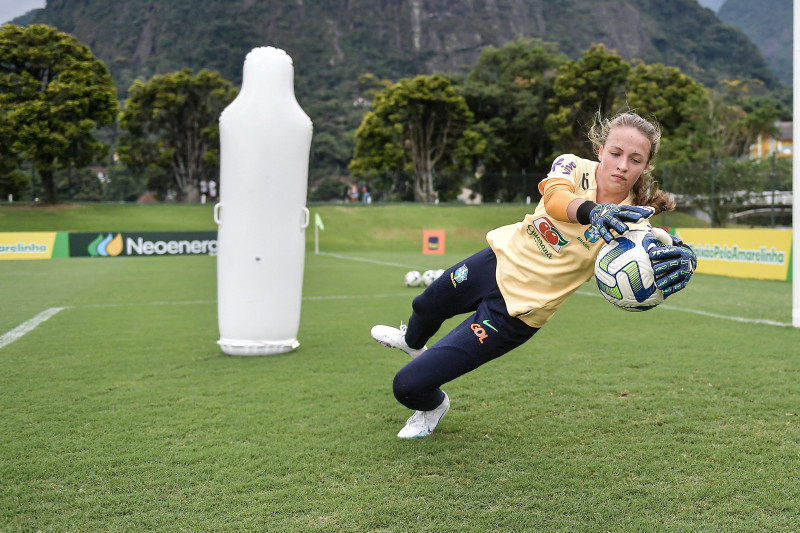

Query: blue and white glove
648 234 697 297
589 203 656 243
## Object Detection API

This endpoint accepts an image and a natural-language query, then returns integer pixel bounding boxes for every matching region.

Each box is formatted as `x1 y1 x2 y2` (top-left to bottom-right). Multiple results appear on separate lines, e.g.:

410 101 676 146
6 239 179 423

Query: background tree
624 62 708 134
350 74 480 202
657 89 780 226
460 39 567 200
117 68 237 201
461 39 566 172
0 24 118 204
306 91 369 182
0 117 28 198
545 44 631 158
309 176 351 202
621 61 710 193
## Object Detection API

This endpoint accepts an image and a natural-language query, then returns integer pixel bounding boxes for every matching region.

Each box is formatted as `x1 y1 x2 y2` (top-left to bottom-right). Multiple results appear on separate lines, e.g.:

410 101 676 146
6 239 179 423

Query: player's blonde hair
588 111 675 211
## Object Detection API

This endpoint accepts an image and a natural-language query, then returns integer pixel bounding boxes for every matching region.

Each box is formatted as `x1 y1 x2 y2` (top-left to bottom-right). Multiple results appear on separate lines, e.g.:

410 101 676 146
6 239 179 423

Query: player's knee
411 292 426 312
392 372 411 403
411 291 437 320
393 370 423 406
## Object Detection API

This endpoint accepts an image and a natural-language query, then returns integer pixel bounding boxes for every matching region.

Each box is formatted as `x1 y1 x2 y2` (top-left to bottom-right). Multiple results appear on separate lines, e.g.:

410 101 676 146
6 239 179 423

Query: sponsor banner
0 232 69 260
69 231 218 258
674 228 792 281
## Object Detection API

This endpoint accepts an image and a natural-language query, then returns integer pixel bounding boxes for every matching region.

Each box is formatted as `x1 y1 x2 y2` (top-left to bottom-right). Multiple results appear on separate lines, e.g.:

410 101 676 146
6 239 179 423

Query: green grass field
1 204 798 532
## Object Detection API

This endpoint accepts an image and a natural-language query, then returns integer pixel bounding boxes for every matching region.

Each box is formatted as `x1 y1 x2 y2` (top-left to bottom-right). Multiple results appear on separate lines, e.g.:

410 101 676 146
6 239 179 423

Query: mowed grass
1 204 799 532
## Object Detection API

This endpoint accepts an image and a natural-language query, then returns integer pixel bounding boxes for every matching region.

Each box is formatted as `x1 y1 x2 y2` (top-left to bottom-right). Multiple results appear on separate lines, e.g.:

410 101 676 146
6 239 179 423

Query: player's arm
540 177 580 223
539 155 653 241
541 178 654 242
538 154 586 223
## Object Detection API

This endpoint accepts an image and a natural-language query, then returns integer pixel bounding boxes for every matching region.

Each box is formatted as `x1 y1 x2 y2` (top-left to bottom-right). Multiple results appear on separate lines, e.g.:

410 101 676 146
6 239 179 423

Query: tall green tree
624 62 707 134
460 39 567 199
545 44 631 158
0 24 118 204
350 74 480 202
622 61 712 170
117 68 237 201
0 117 28 198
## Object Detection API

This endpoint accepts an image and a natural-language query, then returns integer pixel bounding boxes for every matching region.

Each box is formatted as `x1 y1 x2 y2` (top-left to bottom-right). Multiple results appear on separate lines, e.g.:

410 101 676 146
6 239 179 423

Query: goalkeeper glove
587 203 656 243
648 235 697 297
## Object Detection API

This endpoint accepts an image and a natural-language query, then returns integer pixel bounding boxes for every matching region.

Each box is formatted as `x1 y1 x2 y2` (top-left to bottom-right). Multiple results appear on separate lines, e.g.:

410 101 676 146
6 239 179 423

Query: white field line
317 251 419 269
79 293 412 307
78 295 423 305
573 290 793 328
81 300 216 308
0 307 69 350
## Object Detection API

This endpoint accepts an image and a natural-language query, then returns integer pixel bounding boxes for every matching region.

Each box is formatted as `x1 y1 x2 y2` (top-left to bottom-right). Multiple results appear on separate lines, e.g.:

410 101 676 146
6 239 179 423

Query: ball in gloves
594 227 671 311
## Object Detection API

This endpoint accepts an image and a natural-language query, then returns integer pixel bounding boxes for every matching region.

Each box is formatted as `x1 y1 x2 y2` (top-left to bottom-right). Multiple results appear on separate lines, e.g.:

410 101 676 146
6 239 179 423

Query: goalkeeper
371 111 698 439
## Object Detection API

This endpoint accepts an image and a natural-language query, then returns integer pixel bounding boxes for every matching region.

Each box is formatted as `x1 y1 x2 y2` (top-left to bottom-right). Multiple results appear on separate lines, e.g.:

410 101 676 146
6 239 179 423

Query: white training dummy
216 47 313 355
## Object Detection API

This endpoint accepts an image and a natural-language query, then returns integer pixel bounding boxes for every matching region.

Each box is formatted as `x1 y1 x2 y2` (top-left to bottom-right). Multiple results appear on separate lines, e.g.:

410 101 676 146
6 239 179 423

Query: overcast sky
697 0 724 12
0 0 46 25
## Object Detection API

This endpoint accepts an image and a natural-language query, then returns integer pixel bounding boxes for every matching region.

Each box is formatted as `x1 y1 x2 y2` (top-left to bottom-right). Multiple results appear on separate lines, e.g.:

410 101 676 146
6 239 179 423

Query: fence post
770 152 776 228
661 166 667 227
710 159 715 228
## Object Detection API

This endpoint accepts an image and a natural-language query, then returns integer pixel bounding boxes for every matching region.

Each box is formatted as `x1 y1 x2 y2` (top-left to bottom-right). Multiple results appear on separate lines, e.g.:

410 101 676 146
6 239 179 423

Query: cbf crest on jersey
450 264 468 287
576 225 602 251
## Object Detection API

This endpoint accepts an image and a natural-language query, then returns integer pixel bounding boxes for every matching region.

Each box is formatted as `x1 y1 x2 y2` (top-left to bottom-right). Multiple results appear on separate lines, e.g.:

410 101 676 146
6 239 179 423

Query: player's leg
371 247 497 356
392 291 538 437
405 247 497 348
394 290 538 411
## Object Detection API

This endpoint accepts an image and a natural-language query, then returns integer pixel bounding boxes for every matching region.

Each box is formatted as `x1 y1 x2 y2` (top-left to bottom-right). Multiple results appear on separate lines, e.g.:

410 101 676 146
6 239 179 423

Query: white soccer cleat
370 323 427 358
397 392 450 439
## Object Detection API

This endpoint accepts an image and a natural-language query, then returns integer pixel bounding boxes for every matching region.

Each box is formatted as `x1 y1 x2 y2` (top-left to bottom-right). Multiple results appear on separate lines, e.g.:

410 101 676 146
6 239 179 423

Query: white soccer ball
594 228 667 312
404 270 422 287
422 269 437 286
434 269 444 280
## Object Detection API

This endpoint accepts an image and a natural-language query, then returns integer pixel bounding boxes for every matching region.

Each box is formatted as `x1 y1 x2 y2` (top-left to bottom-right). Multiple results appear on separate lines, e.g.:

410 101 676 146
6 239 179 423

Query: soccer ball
422 269 437 286
434 269 444 280
404 270 422 287
594 228 668 312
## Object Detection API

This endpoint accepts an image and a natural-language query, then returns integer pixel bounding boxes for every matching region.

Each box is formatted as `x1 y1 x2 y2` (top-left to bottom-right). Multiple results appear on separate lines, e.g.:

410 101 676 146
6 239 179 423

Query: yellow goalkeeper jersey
486 154 635 328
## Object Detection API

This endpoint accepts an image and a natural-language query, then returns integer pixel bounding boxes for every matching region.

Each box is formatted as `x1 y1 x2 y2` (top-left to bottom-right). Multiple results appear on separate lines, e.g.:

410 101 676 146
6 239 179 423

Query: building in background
750 121 793 158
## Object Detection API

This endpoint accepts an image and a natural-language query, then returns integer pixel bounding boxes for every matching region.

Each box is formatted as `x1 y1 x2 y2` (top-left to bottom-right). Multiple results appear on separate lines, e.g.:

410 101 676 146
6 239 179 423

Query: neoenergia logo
88 233 123 257
69 231 218 258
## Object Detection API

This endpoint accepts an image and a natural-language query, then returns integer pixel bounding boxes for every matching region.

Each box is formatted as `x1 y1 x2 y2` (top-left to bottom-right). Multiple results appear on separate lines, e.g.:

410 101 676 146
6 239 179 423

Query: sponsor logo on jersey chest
531 216 569 253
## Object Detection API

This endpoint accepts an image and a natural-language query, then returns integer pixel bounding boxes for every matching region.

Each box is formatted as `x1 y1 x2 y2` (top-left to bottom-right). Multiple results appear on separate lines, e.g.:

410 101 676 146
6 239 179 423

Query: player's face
596 126 651 203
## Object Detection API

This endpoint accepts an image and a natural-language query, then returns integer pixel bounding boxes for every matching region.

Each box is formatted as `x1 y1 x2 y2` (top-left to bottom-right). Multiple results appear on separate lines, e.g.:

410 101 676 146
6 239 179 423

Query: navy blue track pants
394 247 539 411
